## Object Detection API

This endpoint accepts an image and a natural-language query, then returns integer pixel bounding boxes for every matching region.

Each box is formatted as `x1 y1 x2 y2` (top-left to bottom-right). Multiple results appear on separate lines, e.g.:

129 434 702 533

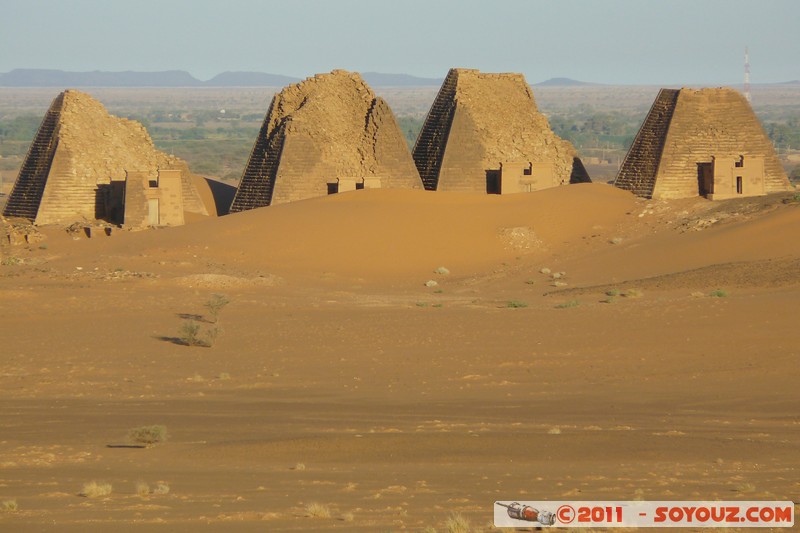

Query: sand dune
1 185 799 532
51 183 639 279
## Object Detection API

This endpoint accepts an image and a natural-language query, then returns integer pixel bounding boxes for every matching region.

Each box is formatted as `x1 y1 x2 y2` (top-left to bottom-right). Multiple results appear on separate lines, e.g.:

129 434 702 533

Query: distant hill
534 77 598 87
0 69 203 87
360 72 443 87
204 71 300 87
0 69 445 88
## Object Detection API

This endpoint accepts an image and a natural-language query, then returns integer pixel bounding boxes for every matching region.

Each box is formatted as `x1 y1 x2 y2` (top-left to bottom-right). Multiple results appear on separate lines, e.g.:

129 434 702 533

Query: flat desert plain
1 183 799 532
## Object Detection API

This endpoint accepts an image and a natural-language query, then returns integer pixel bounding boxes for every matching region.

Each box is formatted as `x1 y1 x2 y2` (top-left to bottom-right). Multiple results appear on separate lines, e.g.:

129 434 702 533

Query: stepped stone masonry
412 68 590 193
230 70 422 212
614 87 791 200
2 90 208 226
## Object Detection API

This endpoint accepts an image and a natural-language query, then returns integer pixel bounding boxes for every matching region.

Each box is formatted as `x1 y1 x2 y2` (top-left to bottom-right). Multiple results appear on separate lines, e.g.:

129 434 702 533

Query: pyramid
229 70 421 212
412 68 590 193
2 90 209 225
614 87 791 200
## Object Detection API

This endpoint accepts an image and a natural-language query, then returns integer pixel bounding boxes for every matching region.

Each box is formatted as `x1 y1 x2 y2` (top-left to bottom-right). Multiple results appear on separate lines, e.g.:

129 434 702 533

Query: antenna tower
744 46 751 102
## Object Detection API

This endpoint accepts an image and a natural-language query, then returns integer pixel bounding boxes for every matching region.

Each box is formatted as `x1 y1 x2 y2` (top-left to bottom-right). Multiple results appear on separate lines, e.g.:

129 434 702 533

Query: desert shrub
606 289 620 296
204 293 230 323
135 481 150 497
1 499 17 512
80 481 112 498
555 300 580 309
623 288 643 298
709 289 729 298
128 425 167 446
445 512 471 533
507 300 528 308
152 482 170 495
180 320 203 346
306 502 331 518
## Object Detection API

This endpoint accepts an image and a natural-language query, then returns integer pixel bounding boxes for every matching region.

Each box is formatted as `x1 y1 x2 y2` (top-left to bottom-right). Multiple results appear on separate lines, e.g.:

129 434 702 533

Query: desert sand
1 183 799 531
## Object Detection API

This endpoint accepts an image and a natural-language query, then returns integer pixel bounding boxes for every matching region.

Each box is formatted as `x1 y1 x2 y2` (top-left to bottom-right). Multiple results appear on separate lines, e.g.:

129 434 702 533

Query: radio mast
744 47 751 102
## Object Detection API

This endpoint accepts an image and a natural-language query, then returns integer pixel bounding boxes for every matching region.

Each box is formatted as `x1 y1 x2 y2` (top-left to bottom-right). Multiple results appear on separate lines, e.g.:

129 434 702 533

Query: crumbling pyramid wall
230 70 421 212
2 90 208 225
615 87 790 199
412 68 590 192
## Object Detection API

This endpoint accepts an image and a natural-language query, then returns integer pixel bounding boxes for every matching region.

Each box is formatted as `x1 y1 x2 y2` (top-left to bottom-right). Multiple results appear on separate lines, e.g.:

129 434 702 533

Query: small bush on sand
135 481 150 497
555 300 580 309
128 425 167 446
623 288 643 298
709 289 729 298
179 320 221 347
606 289 620 296
80 481 112 498
152 482 170 495
445 512 471 533
204 294 230 323
1 499 18 512
507 300 528 308
180 320 203 346
306 502 332 518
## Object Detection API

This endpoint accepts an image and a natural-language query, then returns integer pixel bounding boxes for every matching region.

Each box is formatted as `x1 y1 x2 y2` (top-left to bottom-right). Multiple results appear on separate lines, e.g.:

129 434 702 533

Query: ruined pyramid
412 68 590 193
2 89 209 225
614 87 791 200
230 70 421 212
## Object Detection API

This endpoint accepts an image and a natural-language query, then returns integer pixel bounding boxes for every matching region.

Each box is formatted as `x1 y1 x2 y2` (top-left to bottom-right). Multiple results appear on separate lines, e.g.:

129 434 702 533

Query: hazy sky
1 0 798 85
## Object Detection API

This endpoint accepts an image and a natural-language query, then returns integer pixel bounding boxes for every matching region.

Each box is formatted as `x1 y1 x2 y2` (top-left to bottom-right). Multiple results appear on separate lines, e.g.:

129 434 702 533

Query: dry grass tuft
1 499 18 512
305 502 332 518
445 512 471 533
80 481 112 498
128 425 167 446
152 482 170 495
135 481 150 497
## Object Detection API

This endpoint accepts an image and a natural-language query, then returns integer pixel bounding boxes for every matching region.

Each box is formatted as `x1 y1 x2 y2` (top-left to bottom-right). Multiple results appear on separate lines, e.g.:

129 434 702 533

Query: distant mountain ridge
534 77 598 87
0 69 203 87
360 72 442 87
204 71 301 86
0 69 442 88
